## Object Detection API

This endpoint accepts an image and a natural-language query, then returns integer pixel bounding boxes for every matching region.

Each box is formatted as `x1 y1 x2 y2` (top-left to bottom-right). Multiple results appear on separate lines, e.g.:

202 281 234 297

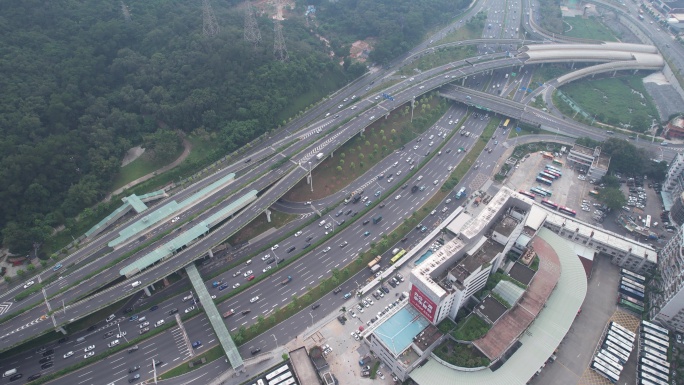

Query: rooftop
290 347 322 384
493 216 519 237
509 262 535 285
445 240 502 290
446 212 473 236
374 305 430 356
477 295 509 324
569 144 596 157
525 205 547 231
595 152 611 170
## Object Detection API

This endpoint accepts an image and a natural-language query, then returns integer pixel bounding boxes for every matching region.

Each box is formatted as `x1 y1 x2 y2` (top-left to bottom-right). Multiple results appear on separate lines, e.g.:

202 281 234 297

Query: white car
185 306 195 313
294 231 303 237
243 270 253 277
23 280 35 289
323 246 331 253
84 351 95 359
116 332 127 338
250 296 260 303
232 283 241 289
139 322 150 328
84 345 95 352
271 244 279 251
395 195 402 200
107 339 120 348
261 254 270 261
154 320 165 327
263 266 272 273
63 351 74 359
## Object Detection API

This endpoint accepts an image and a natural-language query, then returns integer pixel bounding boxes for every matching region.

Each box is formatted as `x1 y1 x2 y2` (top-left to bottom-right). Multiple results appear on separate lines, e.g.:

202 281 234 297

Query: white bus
603 346 629 364
642 352 670 369
607 332 633 348
604 339 632 357
592 360 619 383
645 215 652 228
622 277 645 291
610 326 635 343
597 352 623 372
642 332 669 350
640 364 669 382
621 268 646 283
610 322 636 338
268 371 292 385
641 339 667 355
265 365 289 381
642 321 668 336
639 371 668 385
595 357 621 377
641 346 668 361
640 358 670 377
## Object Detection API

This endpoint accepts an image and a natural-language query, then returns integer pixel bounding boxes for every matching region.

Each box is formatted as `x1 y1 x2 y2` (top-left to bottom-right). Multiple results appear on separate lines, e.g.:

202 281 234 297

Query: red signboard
409 285 437 322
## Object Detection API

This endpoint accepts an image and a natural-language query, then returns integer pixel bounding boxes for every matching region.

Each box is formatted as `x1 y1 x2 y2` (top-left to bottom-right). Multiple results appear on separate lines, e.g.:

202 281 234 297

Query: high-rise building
650 227 684 331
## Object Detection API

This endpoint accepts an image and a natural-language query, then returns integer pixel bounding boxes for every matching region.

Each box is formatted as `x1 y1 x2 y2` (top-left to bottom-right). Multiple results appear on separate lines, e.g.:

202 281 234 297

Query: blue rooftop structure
374 306 430 356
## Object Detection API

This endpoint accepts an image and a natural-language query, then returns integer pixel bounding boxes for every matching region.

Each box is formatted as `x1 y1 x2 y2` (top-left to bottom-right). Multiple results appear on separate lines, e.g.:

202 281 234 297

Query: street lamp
152 359 158 385
309 312 314 327
272 334 278 349
272 248 280 267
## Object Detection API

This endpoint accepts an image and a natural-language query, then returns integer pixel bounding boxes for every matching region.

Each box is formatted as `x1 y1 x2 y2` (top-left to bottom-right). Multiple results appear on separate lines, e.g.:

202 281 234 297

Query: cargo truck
281 275 292 285
373 215 383 224
367 256 381 269
222 309 235 318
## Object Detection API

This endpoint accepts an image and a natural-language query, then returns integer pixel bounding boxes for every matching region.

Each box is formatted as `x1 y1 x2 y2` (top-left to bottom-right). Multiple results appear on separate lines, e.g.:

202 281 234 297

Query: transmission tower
202 0 220 38
120 1 132 22
244 2 261 48
273 20 288 62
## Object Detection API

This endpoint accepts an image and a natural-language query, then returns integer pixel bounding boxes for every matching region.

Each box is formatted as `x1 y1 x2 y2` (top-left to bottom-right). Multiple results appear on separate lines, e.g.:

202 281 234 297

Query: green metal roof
85 204 133 238
123 194 148 213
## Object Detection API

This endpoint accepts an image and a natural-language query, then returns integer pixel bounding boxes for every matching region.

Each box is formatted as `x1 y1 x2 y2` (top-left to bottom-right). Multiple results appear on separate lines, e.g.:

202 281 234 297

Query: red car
246 275 255 281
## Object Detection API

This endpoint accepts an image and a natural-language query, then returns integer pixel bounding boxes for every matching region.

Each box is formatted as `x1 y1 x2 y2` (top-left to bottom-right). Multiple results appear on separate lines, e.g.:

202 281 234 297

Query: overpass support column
265 209 272 223
143 286 152 297
56 326 67 335
208 249 214 259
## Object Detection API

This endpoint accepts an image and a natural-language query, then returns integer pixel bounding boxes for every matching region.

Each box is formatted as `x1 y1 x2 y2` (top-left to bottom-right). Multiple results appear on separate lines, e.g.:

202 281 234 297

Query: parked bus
622 277 645 291
621 294 645 308
642 321 669 336
539 171 558 180
619 285 644 299
641 346 668 361
640 365 669 382
597 352 623 371
604 339 631 357
639 371 669 385
592 358 620 383
640 358 670 376
610 322 636 338
552 159 563 167
645 215 652 228
538 187 553 196
542 152 554 160
606 334 633 351
266 365 290 381
642 329 670 347
621 281 645 295
519 190 536 200
641 340 667 355
558 206 577 217
604 345 629 364
269 371 293 385
390 249 407 264
599 349 624 366
619 298 644 313
503 118 510 128
545 165 562 175
642 335 669 351
642 353 670 369
608 331 633 347
541 199 559 210
531 187 550 196
595 356 622 375
276 379 296 385
610 325 635 342
640 378 659 385
621 268 646 283
536 176 553 186
545 170 561 178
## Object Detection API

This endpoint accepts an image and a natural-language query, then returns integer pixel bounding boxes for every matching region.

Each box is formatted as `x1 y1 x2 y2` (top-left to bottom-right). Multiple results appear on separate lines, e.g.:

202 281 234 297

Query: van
429 135 434 140
3 369 17 378
131 281 141 288
319 220 326 227
106 314 116 322
76 337 86 343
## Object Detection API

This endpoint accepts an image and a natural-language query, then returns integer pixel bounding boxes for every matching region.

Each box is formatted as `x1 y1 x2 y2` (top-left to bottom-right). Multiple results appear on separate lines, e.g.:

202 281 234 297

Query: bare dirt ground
121 146 146 167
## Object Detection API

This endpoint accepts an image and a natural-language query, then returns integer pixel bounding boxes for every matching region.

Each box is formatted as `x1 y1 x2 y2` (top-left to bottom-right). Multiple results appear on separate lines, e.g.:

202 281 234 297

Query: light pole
152 359 158 385
272 248 280 267
309 312 314 327
308 162 313 192
272 334 278 349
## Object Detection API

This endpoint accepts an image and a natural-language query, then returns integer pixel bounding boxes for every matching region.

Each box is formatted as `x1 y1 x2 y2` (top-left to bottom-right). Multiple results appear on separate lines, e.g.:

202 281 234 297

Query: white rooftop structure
525 205 547 231
446 212 473 235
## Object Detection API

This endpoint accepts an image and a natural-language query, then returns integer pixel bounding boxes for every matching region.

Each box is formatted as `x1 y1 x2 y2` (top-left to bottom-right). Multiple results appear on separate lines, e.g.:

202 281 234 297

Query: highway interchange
1 0 683 383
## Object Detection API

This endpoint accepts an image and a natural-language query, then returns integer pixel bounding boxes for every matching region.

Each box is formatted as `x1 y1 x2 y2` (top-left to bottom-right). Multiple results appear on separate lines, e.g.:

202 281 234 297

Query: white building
650 227 684 331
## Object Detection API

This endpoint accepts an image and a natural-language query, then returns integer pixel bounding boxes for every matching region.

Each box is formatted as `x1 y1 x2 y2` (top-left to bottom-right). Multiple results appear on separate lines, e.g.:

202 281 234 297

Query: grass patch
529 65 573 88
434 339 490 368
436 20 484 44
159 344 225 379
530 255 540 271
563 16 618 41
228 211 298 245
111 146 184 191
452 314 491 341
399 46 478 75
557 74 659 131
276 70 348 124
437 318 457 334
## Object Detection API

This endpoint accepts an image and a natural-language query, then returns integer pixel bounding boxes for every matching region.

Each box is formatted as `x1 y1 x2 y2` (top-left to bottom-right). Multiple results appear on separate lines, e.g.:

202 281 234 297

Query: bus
645 215 652 229
266 365 290 381
608 331 633 347
610 326 635 342
639 371 669 385
541 199 559 210
595 356 622 375
621 269 646 284
621 295 644 308
276 379 296 385
621 281 645 296
622 277 645 291
640 365 669 382
269 371 293 385
539 171 558 180
536 176 553 186
620 298 644 313
606 334 633 352
542 152 554 160
597 352 623 371
641 340 667 355
552 159 563 167
604 346 629 364
558 206 577 217
610 322 636 338
642 329 670 348
519 190 536 200
594 358 621 381
390 249 407 264
642 321 669 336
545 165 562 175
604 339 631 358
503 118 510 128
531 187 550 196
640 378 659 385
641 346 668 361
642 353 670 369
640 358 670 377
592 359 619 383
620 285 645 299
589 190 600 197
545 170 561 178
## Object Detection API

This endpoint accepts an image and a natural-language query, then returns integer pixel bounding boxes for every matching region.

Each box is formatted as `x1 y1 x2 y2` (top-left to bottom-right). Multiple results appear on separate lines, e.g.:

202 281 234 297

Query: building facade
650 227 684 331
566 144 610 180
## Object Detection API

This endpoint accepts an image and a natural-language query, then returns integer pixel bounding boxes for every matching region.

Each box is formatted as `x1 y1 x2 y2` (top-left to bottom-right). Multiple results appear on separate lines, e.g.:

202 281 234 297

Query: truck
455 187 466 199
316 153 324 160
367 256 381 269
411 185 419 193
370 264 381 273
281 275 292 285
373 215 383 224
392 248 401 255
222 309 235 318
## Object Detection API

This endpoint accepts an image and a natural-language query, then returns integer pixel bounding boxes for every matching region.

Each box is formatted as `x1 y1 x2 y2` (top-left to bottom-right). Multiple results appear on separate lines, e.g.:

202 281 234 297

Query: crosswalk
171 326 192 359
299 129 347 164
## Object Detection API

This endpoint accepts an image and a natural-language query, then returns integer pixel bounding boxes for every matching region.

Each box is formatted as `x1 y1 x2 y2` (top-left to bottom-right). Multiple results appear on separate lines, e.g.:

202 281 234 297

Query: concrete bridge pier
265 209 272 223
56 326 67 335
143 286 152 297
208 249 214 259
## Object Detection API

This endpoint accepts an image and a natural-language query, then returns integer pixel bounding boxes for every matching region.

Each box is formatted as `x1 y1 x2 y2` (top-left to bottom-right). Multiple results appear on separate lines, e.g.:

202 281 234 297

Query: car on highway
139 327 150 335
218 283 229 291
128 374 140 383
251 348 262 355
243 270 253 277
128 366 140 373
395 194 401 200
63 351 74 359
263 266 272 273
103 331 115 338
41 362 53 369
84 345 95 353
311 304 320 310
23 280 35 289
340 241 348 248
129 315 138 322
154 320 165 327
149 305 159 312
364 231 370 237
27 374 41 381
232 283 241 289
192 341 202 348
246 275 255 281
261 254 270 261
271 244 279 251
53 263 63 271
323 246 331 253
232 270 242 277
107 339 120 348
294 231 302 237
116 332 127 338
250 296 260 303
185 306 195 313
139 322 150 328
106 314 116 322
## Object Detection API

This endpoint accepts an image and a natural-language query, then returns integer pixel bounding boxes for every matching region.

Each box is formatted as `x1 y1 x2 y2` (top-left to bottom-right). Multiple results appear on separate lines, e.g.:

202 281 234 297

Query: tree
598 187 627 211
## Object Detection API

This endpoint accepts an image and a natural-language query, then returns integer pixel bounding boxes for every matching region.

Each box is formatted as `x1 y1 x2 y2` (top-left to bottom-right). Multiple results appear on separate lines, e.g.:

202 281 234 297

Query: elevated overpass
0 42 668 352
